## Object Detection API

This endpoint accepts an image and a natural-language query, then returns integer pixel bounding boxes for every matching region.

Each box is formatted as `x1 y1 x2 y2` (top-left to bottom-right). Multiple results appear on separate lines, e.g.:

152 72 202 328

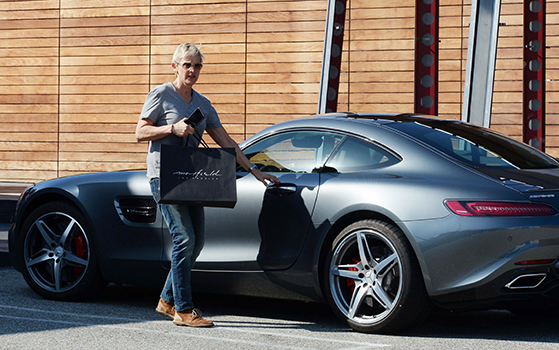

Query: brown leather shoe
155 298 175 319
173 308 214 327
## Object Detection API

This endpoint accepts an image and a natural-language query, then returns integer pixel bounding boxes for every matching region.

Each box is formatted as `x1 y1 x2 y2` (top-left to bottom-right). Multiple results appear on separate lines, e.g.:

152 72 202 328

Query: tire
324 219 431 334
17 201 106 301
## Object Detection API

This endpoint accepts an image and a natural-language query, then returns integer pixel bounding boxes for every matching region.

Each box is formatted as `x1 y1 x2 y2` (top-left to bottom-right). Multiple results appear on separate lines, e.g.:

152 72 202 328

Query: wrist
170 124 175 135
248 164 257 173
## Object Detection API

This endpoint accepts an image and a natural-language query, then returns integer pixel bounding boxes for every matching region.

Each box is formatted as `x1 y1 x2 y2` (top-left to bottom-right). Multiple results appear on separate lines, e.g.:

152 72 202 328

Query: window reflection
242 131 344 173
326 137 400 172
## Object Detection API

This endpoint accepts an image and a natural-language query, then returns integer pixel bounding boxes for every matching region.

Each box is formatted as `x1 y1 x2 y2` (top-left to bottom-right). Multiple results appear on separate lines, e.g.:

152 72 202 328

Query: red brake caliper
347 258 360 291
73 233 87 276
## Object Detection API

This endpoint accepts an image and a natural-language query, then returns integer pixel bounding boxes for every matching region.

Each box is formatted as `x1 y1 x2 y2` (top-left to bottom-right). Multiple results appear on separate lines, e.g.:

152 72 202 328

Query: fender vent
116 197 157 223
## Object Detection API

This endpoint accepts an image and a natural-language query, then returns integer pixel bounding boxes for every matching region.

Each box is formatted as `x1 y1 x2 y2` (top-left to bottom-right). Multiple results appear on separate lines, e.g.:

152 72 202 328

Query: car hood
478 167 559 194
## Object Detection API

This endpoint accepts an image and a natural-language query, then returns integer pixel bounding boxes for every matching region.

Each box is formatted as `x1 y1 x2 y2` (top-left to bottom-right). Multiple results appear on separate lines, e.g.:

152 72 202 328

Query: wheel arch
15 193 107 300
315 209 428 299
316 213 432 333
12 189 98 271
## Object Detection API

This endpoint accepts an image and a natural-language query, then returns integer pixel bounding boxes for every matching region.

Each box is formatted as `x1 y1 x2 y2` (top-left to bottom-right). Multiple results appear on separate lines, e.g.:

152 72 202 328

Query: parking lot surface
2 266 559 350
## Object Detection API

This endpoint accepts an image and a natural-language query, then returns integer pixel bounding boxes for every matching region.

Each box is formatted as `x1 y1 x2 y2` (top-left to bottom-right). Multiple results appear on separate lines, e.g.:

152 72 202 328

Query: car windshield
386 120 559 169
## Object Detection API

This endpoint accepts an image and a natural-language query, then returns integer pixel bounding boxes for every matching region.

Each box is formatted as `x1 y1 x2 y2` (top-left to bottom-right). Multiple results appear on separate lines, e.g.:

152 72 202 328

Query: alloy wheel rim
329 228 403 324
23 212 90 293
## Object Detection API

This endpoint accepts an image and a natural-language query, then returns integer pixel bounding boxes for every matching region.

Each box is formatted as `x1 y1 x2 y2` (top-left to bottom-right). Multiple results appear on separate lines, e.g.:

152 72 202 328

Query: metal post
415 0 439 116
462 0 502 127
523 0 546 151
318 0 348 114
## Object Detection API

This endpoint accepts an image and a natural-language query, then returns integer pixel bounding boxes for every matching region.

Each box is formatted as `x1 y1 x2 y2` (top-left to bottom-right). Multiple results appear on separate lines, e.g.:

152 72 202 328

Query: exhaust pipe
505 273 547 289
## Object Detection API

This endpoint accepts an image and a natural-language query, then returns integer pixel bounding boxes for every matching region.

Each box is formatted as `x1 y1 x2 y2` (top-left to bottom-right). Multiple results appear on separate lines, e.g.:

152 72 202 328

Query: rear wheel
17 201 105 300
324 219 431 333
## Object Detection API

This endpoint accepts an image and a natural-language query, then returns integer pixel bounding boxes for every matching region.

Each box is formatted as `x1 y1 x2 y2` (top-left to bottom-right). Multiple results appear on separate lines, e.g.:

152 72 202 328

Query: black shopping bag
159 144 237 208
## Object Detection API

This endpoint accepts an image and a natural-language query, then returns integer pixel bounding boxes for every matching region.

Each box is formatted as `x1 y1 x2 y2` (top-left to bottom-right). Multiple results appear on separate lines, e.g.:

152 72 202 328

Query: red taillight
515 259 555 265
445 201 557 217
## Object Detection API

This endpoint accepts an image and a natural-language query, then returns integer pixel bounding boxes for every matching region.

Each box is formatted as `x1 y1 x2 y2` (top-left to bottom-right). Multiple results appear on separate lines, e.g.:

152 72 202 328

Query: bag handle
184 129 209 149
183 112 209 149
182 108 209 149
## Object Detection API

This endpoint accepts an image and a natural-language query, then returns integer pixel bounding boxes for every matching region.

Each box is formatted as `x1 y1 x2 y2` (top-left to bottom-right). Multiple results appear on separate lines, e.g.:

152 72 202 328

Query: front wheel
17 201 105 300
324 219 431 333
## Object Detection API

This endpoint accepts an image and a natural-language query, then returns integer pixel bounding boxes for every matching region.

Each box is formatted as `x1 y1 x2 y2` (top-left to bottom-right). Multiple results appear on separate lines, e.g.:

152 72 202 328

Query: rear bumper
431 263 559 310
405 214 559 302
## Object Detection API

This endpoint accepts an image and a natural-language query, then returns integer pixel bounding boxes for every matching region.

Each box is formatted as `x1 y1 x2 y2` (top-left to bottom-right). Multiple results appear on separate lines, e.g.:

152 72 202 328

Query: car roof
242 112 464 144
332 112 462 125
252 112 464 135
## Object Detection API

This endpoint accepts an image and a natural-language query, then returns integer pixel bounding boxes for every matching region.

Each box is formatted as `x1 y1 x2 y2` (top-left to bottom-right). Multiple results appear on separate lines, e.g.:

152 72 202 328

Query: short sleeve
205 104 222 129
139 87 163 124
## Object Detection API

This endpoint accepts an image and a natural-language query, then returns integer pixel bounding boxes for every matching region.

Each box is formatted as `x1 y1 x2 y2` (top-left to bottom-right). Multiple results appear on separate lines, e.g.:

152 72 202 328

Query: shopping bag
159 144 237 208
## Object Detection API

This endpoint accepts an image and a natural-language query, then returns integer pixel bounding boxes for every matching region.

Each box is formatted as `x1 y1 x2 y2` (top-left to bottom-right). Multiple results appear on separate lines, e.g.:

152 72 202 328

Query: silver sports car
9 113 559 333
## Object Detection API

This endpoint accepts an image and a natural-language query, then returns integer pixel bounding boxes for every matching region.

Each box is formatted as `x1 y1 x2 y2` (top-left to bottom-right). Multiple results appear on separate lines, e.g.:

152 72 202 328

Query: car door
194 130 345 271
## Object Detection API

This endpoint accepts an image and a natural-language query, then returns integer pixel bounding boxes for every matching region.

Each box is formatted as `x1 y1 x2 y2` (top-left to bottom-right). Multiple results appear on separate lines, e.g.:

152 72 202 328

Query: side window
325 137 400 172
242 131 345 173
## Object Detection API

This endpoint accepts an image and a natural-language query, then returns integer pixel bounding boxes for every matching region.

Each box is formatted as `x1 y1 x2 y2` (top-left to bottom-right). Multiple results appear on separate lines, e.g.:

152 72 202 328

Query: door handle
266 183 297 196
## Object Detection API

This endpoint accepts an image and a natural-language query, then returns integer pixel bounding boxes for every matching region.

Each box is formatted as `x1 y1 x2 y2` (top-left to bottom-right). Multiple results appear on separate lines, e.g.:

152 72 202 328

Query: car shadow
95 283 346 332
406 308 559 342
0 253 10 268
95 283 559 342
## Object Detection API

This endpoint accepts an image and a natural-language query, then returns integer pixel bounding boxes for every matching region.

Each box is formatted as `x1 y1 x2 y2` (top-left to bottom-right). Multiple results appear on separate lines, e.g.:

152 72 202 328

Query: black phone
185 108 205 127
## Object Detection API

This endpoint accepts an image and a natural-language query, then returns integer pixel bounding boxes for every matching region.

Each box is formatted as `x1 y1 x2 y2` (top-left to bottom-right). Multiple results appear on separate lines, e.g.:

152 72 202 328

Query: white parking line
0 305 390 349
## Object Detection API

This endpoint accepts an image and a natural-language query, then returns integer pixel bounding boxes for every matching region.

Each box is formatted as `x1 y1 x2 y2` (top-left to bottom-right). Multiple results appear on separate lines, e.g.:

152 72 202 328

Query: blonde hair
172 43 204 65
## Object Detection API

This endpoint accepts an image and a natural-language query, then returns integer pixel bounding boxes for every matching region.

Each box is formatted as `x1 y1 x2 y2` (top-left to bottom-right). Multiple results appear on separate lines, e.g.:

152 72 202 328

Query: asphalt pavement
2 265 559 350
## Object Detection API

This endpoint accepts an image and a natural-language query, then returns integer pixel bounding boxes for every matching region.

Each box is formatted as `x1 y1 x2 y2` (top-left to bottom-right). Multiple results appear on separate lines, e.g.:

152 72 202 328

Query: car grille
116 197 157 223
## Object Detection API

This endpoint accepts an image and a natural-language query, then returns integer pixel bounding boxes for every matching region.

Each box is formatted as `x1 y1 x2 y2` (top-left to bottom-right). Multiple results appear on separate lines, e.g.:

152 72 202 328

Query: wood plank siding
0 0 557 182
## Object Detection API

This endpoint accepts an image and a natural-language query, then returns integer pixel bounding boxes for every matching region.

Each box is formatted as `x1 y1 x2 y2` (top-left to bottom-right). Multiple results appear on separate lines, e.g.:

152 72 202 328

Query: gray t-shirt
140 82 223 179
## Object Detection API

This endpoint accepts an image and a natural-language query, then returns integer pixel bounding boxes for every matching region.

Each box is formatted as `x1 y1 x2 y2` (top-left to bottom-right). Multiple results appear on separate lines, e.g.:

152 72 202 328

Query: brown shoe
155 298 175 319
173 308 214 327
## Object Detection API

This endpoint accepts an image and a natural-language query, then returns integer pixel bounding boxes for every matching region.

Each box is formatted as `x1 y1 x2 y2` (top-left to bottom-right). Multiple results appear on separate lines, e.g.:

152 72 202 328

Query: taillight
515 259 555 265
445 201 557 216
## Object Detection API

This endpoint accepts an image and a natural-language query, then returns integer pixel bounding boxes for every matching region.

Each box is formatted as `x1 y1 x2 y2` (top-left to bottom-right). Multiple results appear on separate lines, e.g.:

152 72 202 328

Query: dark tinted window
387 120 559 169
325 137 400 172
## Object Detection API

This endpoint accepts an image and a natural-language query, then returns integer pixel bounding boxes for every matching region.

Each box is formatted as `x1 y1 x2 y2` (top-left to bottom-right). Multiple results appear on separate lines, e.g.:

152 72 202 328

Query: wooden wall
0 0 60 182
0 0 557 183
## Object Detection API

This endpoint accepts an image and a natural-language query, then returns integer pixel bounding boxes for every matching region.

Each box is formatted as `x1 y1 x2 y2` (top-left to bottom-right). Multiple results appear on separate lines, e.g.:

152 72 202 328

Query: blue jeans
150 178 205 312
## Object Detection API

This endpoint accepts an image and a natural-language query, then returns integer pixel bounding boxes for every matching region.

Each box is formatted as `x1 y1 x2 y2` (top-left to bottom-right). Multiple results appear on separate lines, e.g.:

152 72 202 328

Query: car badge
529 194 556 199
